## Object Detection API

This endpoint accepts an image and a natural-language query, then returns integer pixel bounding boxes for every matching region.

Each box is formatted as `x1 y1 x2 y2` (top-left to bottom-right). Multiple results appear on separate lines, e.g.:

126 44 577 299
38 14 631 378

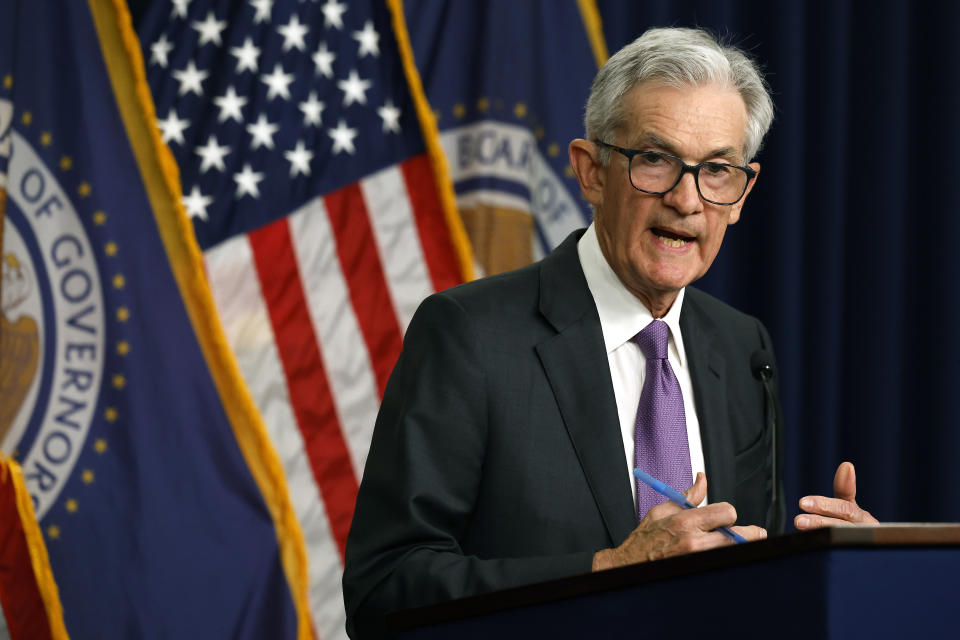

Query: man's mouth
652 227 695 248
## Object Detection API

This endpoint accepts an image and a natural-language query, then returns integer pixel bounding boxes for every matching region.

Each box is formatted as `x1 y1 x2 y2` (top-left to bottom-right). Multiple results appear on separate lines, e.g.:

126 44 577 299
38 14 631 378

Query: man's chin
638 264 700 293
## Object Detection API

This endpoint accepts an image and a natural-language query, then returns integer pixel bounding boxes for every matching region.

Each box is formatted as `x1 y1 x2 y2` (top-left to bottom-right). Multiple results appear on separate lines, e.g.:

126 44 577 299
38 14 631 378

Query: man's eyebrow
633 132 742 163
633 132 677 154
705 147 740 162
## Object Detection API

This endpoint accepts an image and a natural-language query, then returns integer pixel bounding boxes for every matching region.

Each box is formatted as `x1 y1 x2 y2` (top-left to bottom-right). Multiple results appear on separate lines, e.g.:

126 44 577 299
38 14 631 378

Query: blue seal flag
404 0 607 273
0 1 312 638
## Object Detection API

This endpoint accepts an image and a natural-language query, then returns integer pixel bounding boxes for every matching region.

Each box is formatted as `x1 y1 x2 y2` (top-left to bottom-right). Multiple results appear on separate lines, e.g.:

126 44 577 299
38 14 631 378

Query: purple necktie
633 319 692 521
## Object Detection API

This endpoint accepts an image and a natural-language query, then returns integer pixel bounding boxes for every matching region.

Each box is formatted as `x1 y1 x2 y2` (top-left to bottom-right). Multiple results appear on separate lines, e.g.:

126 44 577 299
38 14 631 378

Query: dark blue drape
599 0 960 524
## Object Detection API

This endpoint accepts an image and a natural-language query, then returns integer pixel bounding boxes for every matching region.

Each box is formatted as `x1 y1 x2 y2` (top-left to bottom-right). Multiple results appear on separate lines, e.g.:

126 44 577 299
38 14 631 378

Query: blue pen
633 467 748 544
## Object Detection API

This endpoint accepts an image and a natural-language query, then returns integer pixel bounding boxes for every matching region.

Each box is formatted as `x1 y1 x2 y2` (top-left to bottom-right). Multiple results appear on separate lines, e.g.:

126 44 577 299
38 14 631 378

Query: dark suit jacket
343 230 784 638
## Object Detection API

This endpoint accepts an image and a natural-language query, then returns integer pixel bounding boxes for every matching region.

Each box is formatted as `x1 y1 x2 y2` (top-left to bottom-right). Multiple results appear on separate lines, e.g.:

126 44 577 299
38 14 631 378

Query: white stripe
361 165 434 331
204 234 348 640
288 197 380 476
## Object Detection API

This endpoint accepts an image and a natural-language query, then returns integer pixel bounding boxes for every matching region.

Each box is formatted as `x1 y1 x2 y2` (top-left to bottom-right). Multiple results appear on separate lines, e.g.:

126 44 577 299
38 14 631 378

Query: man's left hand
794 461 879 529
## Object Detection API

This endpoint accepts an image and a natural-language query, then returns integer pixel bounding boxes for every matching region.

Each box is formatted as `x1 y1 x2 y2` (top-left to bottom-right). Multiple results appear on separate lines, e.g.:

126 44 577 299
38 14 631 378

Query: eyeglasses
594 140 757 206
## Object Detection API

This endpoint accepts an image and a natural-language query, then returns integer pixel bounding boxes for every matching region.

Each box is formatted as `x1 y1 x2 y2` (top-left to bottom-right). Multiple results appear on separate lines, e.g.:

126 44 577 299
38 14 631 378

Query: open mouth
652 227 695 248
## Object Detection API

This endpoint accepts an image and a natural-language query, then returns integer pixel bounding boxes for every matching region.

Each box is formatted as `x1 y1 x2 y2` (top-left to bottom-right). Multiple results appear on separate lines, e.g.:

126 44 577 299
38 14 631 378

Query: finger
795 513 867 529
678 530 735 554
731 525 767 541
833 461 857 503
682 501 737 532
795 513 827 529
682 525 766 553
658 523 762 559
799 495 876 523
683 471 708 506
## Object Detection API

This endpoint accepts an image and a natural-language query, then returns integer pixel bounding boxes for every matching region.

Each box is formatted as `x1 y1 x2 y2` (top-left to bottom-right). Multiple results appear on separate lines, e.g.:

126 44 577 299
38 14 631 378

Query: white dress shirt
577 224 706 510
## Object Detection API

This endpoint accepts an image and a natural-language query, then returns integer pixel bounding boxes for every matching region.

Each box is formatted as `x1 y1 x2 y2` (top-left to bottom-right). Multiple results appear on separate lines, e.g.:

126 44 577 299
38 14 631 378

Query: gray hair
585 27 774 164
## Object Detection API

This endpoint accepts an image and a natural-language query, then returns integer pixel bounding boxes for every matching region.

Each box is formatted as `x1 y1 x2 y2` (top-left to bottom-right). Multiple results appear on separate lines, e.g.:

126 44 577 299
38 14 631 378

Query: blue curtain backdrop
598 0 960 524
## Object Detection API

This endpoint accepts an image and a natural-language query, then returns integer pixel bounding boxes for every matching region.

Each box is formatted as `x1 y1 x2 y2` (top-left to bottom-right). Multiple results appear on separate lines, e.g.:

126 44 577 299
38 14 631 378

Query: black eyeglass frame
594 139 757 206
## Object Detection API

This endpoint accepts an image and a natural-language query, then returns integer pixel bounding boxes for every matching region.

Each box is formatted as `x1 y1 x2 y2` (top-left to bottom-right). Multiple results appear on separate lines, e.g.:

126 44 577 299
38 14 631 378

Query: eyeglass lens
629 152 748 204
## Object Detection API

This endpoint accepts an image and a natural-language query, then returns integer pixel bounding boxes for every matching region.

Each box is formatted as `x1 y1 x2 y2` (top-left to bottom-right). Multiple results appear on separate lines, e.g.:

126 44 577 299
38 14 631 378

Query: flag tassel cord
386 0 476 282
577 0 609 68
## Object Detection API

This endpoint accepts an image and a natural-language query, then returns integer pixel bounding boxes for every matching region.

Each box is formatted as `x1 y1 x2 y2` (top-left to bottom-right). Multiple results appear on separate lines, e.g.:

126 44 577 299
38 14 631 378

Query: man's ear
568 139 605 208
727 162 760 225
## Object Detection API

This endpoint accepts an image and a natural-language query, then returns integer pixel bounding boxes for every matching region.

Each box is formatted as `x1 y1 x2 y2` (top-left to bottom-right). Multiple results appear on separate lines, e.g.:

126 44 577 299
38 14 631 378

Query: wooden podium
387 525 960 639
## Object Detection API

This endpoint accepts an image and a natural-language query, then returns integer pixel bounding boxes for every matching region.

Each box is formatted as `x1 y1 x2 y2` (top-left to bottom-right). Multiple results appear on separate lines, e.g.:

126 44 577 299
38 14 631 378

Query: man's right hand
591 472 767 571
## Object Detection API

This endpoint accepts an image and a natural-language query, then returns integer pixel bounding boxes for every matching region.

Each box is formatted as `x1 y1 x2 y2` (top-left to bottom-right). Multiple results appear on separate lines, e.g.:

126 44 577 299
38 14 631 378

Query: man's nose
661 172 702 215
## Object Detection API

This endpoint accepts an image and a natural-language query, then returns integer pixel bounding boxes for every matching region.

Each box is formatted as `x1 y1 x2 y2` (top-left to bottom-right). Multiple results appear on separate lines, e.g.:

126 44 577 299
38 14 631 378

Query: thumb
684 471 708 506
833 461 857 503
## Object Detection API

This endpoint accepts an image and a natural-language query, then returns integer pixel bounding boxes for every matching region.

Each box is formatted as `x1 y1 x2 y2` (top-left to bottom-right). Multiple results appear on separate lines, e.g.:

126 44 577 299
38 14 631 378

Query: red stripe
248 220 358 559
325 182 403 398
0 470 53 640
401 154 464 292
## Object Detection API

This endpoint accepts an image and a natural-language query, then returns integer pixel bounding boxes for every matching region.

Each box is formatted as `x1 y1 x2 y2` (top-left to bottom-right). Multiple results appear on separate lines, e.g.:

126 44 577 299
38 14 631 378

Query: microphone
750 350 774 383
751 349 781 533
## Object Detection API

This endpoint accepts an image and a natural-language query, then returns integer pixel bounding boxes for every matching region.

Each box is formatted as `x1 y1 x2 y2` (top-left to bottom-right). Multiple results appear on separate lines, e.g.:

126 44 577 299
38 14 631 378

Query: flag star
172 60 208 96
337 69 371 107
328 119 357 155
194 135 231 173
299 92 325 127
230 37 260 74
192 11 227 46
249 0 273 24
277 14 309 52
150 34 174 67
312 41 336 78
182 185 213 221
171 0 191 19
157 108 190 145
261 63 295 101
321 0 347 29
377 100 401 133
234 164 265 198
246 113 279 149
352 21 380 58
213 86 247 122
284 140 314 177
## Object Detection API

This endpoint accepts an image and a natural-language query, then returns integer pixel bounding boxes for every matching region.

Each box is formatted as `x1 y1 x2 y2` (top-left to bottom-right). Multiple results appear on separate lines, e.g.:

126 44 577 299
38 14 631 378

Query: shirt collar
577 223 687 365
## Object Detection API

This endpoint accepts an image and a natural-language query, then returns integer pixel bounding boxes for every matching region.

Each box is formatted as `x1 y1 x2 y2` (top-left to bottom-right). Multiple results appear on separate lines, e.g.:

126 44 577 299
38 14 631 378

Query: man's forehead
618 82 749 159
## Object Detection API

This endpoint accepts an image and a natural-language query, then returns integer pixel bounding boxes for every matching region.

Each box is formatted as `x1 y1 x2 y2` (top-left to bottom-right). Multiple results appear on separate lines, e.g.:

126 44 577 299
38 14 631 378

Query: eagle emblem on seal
1 252 39 445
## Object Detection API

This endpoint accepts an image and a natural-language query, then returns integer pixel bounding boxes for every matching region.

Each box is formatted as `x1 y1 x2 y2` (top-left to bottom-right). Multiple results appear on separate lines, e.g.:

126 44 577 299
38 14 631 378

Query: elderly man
343 27 876 638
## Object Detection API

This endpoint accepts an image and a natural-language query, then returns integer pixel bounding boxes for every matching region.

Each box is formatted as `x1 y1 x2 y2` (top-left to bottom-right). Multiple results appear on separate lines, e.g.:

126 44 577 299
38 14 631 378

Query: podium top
387 524 960 633
819 523 960 544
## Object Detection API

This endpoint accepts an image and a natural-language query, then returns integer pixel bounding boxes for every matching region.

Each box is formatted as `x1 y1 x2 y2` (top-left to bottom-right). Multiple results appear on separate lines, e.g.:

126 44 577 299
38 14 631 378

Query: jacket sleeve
342 292 594 639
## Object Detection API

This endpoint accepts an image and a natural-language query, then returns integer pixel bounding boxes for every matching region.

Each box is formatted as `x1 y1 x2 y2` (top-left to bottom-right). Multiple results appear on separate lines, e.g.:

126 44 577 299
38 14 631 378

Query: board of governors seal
1 97 105 520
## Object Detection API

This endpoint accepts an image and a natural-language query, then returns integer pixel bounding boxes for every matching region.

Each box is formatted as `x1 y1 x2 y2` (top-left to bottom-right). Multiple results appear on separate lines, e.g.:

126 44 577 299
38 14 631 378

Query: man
343 27 876 638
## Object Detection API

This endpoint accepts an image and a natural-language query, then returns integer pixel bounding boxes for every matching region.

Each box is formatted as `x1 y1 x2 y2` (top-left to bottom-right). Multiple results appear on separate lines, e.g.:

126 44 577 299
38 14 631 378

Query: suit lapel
535 232 637 546
680 292 736 506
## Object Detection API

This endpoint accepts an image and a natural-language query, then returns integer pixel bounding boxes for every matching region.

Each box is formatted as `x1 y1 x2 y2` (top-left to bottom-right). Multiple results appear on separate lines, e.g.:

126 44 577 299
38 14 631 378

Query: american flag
138 1 469 637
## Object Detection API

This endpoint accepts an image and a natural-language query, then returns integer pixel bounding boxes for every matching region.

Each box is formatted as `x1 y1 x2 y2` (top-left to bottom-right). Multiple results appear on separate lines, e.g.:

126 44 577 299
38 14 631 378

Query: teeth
658 234 687 248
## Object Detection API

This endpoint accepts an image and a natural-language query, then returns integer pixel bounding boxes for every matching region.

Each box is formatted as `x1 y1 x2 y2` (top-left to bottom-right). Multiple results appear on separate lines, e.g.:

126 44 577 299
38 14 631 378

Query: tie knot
634 319 669 360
